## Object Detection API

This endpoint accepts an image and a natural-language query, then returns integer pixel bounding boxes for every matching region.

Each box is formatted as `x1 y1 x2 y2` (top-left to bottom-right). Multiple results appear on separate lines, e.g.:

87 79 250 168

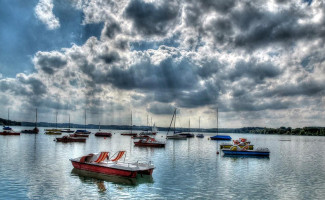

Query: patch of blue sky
130 34 180 51
0 0 103 77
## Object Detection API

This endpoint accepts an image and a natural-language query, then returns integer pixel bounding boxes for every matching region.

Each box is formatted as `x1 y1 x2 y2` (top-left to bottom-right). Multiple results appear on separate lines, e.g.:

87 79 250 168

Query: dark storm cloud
196 58 221 78
17 76 47 96
124 0 180 36
35 52 67 74
93 56 198 92
0 75 47 97
26 96 75 111
175 89 216 108
184 0 236 27
147 103 177 115
228 60 282 83
231 3 323 49
99 51 120 64
229 94 292 112
205 17 234 45
260 79 325 97
103 21 121 39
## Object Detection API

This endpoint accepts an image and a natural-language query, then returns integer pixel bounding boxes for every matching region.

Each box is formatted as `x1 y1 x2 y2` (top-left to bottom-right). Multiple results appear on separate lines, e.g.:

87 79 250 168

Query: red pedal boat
70 151 155 178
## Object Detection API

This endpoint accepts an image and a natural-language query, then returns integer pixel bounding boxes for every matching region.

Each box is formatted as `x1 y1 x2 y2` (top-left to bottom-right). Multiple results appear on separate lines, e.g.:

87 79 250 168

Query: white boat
166 108 187 140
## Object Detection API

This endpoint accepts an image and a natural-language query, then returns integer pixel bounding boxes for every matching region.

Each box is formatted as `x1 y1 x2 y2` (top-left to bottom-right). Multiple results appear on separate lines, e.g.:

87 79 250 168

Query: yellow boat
220 144 254 150
45 131 62 135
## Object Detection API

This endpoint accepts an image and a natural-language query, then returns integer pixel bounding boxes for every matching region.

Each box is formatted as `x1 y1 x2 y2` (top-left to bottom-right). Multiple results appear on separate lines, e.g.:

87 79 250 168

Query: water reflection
71 168 154 186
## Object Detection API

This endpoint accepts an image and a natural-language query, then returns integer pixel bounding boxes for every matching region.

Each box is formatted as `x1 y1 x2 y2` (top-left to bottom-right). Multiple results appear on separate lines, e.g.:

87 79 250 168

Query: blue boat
210 135 232 140
222 148 270 157
3 126 12 131
75 130 91 134
210 108 231 141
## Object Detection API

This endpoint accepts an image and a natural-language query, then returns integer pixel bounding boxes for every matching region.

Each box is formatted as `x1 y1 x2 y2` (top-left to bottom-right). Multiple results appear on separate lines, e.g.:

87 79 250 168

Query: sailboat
75 110 91 134
0 108 20 135
196 117 204 138
140 115 157 136
179 118 194 138
21 108 39 134
95 122 112 137
166 108 187 140
210 108 231 140
121 111 137 136
61 115 74 133
45 112 62 135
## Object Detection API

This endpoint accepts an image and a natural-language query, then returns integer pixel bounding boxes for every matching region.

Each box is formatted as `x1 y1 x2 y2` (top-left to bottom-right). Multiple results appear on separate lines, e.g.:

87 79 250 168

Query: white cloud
35 0 60 30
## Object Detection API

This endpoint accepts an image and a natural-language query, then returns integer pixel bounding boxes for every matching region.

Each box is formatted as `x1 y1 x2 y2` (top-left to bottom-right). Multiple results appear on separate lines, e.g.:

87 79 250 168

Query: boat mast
167 108 176 135
131 111 133 134
7 108 9 125
84 110 86 130
174 108 177 134
35 108 38 128
216 107 218 136
68 114 70 129
99 121 101 131
189 118 191 133
199 116 200 131
56 111 58 128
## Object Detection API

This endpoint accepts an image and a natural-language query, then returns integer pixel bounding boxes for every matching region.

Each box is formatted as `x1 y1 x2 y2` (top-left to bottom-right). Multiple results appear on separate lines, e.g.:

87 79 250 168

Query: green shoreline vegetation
1 118 324 136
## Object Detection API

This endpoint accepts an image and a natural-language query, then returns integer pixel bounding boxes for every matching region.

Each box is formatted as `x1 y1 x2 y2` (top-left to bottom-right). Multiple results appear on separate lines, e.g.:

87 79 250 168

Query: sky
0 0 324 128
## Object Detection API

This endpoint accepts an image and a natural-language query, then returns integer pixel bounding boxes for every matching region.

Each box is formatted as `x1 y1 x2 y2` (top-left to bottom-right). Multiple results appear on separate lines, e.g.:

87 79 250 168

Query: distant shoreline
1 117 324 136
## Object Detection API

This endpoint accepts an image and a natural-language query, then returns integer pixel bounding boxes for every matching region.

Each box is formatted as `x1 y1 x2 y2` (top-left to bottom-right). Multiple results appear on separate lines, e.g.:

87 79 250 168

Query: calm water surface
1 126 325 199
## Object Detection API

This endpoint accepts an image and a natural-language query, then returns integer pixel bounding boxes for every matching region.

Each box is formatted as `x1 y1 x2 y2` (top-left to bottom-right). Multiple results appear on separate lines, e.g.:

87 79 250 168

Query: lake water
1 126 325 199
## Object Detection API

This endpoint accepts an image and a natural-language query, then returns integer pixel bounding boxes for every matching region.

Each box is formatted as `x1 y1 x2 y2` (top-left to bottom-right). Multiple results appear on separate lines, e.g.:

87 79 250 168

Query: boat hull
95 132 112 137
0 131 20 135
71 161 153 178
70 134 89 138
179 133 195 138
222 150 270 156
75 130 91 134
210 135 232 140
21 130 38 134
121 133 137 136
134 142 165 147
56 137 86 142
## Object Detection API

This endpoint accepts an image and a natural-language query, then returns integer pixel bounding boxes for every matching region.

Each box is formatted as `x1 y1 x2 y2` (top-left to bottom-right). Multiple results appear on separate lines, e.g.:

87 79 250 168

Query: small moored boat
121 133 137 136
70 151 155 178
0 130 20 136
196 134 204 138
220 138 254 150
70 133 89 138
1 126 20 135
222 145 270 156
56 136 86 142
75 130 91 134
134 137 165 147
21 127 39 134
95 132 112 137
21 109 39 134
45 130 62 135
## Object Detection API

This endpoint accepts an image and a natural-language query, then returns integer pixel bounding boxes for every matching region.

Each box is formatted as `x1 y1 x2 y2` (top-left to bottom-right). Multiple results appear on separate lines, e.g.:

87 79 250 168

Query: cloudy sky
0 0 324 128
